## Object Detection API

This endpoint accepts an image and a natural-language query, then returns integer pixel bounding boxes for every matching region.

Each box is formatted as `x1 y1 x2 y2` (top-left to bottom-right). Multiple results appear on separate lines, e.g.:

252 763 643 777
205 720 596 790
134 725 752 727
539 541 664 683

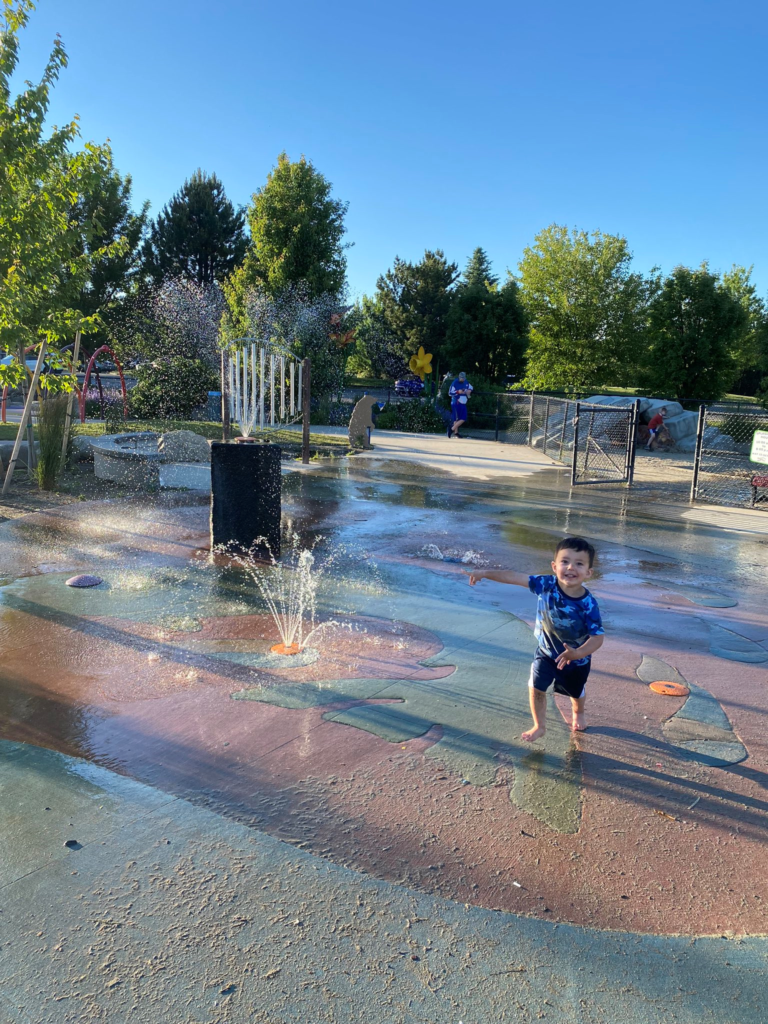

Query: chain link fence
459 393 636 483
692 407 768 509
571 402 638 485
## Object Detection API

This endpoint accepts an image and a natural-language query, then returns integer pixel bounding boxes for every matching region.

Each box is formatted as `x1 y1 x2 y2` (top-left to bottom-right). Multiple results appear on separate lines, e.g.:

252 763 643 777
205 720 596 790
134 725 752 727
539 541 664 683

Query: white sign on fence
750 430 768 465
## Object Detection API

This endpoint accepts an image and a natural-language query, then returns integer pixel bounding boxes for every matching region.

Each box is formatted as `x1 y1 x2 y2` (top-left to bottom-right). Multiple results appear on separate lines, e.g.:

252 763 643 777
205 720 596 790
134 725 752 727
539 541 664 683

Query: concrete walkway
1 739 763 1024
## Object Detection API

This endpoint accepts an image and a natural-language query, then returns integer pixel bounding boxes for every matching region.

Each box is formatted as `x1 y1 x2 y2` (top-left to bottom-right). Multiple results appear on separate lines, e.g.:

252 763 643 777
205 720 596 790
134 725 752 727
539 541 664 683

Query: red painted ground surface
1 497 767 937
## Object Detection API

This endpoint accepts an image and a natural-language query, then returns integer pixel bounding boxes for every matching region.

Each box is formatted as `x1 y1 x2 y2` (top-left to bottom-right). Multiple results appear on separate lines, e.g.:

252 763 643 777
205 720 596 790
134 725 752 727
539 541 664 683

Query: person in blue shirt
447 372 473 438
467 537 604 739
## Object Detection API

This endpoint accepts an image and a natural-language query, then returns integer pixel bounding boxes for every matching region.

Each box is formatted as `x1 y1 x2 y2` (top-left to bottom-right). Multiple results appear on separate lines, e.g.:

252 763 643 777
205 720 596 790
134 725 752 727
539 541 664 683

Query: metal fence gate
692 406 768 509
570 400 639 485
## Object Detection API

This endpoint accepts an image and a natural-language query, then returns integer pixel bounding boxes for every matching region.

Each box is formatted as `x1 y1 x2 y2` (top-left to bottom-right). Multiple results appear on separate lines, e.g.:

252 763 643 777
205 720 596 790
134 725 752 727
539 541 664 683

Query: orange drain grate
649 681 689 697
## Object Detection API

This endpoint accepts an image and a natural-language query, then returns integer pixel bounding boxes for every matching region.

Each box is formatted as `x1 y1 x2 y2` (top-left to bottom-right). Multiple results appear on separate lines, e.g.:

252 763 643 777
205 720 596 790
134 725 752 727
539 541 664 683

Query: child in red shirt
645 407 668 450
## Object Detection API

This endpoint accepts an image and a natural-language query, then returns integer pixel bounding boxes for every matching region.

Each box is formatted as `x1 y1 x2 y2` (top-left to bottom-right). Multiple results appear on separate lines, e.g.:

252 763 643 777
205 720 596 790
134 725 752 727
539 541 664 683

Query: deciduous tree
0 0 122 388
720 265 767 395
642 265 747 401
518 225 654 392
244 153 348 298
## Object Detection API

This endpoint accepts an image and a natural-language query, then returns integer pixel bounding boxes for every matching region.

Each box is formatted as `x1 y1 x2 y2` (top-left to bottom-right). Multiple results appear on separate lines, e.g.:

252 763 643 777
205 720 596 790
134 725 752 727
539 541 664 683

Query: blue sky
11 0 768 300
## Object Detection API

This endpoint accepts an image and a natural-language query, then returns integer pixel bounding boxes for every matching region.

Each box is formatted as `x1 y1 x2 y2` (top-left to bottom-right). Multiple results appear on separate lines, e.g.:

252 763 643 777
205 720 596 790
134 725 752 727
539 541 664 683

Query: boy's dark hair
554 536 596 567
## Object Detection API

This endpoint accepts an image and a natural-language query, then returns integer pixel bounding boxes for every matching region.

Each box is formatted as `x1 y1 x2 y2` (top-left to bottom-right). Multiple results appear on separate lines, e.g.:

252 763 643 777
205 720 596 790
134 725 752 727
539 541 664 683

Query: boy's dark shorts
529 649 590 700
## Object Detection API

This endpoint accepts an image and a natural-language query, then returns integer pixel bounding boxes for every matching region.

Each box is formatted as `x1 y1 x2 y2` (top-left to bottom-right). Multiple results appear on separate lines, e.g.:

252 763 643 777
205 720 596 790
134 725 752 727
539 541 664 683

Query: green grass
1 419 349 447
344 376 392 388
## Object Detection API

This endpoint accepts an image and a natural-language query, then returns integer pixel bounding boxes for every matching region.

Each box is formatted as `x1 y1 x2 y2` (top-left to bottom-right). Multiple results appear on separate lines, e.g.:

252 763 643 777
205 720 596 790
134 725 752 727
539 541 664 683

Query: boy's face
552 548 593 589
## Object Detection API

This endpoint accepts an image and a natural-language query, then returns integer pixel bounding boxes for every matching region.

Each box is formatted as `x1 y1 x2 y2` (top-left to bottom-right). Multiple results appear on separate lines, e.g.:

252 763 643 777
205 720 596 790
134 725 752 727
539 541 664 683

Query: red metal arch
79 345 128 423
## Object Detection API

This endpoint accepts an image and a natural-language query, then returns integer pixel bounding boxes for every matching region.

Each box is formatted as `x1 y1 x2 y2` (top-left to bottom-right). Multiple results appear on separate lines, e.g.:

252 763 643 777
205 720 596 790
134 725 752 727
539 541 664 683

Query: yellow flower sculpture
408 347 433 380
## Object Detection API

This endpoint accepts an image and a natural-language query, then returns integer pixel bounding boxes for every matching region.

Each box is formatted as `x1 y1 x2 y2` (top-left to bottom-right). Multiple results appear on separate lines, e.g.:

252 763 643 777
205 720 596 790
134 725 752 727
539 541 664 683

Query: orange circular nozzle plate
649 681 690 697
271 643 303 656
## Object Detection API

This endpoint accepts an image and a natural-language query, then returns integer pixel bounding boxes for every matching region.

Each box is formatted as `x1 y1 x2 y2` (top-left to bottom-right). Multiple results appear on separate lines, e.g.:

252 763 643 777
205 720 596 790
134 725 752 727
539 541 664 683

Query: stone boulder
158 430 211 463
663 411 698 442
70 435 94 462
641 399 684 423
0 439 39 471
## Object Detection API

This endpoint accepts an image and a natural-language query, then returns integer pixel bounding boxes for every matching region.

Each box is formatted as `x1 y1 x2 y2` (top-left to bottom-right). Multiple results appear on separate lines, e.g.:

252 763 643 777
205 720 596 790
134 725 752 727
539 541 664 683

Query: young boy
645 407 669 451
468 537 604 740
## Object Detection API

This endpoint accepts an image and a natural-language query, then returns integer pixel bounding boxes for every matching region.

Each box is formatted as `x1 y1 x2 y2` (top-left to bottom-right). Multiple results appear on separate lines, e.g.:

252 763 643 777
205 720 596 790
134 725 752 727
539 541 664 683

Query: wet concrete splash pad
1 483 768 938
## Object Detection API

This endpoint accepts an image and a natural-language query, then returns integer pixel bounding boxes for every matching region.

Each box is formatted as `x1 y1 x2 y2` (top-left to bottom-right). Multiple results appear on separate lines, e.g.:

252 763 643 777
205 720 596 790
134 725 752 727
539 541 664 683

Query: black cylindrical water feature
210 440 281 557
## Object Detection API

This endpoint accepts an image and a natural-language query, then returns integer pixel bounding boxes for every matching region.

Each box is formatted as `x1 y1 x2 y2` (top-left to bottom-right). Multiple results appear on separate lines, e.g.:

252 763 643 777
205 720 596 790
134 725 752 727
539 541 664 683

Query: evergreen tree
463 247 498 289
374 250 459 365
143 170 246 285
444 248 527 381
642 265 748 401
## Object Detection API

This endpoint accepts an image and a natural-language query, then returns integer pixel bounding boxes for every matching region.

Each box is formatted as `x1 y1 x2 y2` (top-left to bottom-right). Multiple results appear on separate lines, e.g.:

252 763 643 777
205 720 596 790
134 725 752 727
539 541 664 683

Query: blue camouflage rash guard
528 574 604 666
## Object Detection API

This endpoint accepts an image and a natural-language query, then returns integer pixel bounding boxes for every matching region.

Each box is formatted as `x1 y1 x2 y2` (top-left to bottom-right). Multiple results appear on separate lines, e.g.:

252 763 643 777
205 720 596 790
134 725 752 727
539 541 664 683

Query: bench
751 475 768 507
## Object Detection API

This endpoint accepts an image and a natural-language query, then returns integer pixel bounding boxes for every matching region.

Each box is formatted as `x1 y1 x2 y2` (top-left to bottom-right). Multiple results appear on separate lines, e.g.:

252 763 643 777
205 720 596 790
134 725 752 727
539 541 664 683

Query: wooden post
2 339 47 494
18 342 37 471
221 349 230 441
301 357 311 465
60 331 81 473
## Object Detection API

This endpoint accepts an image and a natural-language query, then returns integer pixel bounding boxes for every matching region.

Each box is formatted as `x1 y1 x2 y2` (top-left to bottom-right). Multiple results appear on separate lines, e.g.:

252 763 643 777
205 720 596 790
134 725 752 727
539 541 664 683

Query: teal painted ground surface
1 738 765 1024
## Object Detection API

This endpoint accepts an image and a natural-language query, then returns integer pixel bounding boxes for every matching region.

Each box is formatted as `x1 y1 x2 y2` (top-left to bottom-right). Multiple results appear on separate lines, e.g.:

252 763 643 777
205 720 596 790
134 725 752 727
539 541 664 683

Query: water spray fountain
225 533 362 661
210 339 303 558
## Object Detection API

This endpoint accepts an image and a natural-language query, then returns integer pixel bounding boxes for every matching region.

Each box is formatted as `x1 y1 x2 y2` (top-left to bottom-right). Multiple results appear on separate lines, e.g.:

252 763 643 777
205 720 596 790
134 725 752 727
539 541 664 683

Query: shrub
35 393 69 490
309 398 352 427
376 398 446 433
83 387 125 430
129 358 218 420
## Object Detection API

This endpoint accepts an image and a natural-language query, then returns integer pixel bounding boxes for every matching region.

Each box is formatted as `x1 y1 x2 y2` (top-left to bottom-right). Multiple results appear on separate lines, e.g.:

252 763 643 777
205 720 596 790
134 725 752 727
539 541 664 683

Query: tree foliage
129 356 218 419
348 295 408 379
67 155 148 350
444 248 528 382
110 278 225 367
224 282 351 399
244 153 348 298
374 249 459 366
642 265 748 401
720 265 767 395
518 225 654 392
0 0 124 388
143 170 246 286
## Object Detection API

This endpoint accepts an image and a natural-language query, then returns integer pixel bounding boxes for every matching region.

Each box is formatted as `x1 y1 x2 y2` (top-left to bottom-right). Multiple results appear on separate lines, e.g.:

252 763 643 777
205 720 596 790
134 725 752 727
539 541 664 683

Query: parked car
0 354 50 375
394 376 425 397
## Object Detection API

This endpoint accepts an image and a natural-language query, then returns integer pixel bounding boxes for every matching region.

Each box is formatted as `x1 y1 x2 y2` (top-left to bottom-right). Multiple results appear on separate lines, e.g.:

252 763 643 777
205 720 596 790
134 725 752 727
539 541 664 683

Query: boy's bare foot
521 726 545 742
572 712 587 732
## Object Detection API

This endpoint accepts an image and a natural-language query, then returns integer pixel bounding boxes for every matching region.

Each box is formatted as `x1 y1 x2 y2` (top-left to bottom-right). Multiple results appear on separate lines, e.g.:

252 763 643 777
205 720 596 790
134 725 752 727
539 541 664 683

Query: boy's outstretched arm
466 569 530 587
